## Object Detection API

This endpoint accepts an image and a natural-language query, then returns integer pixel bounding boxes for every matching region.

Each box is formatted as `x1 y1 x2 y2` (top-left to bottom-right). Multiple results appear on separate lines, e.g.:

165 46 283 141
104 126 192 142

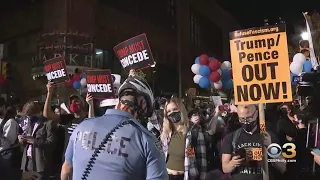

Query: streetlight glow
301 32 309 40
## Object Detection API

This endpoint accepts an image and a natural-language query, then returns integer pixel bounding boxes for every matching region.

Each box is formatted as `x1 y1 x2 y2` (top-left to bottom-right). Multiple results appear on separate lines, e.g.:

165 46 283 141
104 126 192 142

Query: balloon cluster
67 69 87 89
191 54 233 90
289 53 313 85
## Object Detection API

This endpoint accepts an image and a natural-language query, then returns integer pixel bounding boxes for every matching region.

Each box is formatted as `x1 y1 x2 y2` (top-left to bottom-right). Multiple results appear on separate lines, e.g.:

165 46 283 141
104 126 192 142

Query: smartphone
219 104 230 112
312 148 320 156
234 148 246 159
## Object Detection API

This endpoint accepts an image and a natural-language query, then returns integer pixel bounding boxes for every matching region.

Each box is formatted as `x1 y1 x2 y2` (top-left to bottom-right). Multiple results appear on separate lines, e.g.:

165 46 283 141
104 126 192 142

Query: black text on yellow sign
229 25 292 104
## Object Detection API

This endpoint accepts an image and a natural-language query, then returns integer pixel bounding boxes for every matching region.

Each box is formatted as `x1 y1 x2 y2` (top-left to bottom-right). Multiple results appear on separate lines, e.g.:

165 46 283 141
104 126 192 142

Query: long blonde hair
160 97 189 141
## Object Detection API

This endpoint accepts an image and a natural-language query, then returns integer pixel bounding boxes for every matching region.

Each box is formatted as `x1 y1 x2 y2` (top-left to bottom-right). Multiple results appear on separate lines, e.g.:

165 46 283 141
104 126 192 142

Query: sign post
229 24 293 180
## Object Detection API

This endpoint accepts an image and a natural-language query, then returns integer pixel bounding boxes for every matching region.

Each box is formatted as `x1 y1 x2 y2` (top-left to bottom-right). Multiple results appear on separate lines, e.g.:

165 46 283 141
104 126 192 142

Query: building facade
0 0 240 102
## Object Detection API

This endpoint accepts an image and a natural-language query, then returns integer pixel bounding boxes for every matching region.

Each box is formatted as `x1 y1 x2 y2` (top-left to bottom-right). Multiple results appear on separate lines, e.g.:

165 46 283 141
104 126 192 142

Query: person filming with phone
221 104 286 180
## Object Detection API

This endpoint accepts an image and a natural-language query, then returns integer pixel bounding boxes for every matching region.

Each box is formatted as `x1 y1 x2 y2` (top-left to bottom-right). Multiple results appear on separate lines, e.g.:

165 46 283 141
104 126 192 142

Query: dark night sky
217 0 320 30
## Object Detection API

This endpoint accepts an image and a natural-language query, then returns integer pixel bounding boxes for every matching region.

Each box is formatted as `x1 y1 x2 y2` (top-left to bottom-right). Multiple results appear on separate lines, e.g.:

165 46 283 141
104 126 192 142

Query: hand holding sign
85 70 115 99
43 57 69 84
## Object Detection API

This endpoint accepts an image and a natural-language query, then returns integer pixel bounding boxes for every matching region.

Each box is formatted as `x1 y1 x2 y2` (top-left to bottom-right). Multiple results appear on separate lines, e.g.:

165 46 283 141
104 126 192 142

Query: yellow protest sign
229 24 292 104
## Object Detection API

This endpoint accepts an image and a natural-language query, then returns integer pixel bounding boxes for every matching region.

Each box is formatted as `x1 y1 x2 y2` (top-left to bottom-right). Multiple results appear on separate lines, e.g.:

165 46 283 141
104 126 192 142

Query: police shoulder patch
155 139 164 153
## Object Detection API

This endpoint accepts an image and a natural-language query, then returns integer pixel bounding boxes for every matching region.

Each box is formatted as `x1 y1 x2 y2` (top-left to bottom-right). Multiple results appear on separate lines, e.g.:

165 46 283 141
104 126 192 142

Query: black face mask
167 111 181 123
242 121 257 132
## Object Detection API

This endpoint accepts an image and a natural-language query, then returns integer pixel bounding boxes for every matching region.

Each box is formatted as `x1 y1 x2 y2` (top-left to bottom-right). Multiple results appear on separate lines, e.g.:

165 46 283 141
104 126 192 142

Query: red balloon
230 69 233 79
208 60 221 71
209 71 221 82
73 73 81 81
199 54 209 65
0 75 5 85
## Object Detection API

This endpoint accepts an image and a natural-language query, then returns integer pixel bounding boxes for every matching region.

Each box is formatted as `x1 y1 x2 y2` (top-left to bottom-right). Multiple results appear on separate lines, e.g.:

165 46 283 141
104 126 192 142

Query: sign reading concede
114 33 155 71
229 24 292 104
43 57 69 84
86 70 114 99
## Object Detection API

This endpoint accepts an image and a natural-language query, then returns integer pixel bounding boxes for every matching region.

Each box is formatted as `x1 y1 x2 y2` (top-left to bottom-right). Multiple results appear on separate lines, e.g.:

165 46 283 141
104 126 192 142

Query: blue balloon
80 73 86 79
222 80 233 89
209 57 215 61
199 77 210 88
303 60 312 72
221 69 231 81
73 81 81 89
195 57 200 64
290 72 297 85
199 65 211 77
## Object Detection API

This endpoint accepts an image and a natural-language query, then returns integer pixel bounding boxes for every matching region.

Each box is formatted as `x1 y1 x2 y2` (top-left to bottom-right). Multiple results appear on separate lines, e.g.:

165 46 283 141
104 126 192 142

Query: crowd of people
0 70 320 180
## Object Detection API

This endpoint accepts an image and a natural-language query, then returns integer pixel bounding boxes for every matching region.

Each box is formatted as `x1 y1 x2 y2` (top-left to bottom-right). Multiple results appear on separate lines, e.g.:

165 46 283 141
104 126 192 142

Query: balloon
0 75 5 85
230 69 233 79
73 81 81 89
80 73 86 79
209 57 215 61
193 75 202 84
80 78 87 87
222 80 233 89
73 73 81 81
191 64 201 74
217 69 222 74
221 70 231 81
209 71 221 82
290 72 297 85
208 60 221 71
195 57 200 64
199 65 211 77
303 60 313 72
199 54 210 65
199 77 210 88
292 53 306 65
290 62 303 75
220 61 232 70
213 81 223 90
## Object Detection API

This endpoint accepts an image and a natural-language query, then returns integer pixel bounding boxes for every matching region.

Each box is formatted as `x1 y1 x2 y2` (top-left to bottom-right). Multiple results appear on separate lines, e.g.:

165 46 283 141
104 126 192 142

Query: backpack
231 128 242 154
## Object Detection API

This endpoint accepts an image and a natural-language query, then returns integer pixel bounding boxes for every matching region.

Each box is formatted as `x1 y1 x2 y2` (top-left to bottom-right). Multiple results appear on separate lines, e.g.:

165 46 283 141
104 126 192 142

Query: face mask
70 103 82 114
242 121 257 132
167 111 181 123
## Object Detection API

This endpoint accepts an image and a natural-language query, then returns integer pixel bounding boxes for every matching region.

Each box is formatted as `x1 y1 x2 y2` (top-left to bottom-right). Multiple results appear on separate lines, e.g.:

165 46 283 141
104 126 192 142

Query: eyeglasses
239 110 257 123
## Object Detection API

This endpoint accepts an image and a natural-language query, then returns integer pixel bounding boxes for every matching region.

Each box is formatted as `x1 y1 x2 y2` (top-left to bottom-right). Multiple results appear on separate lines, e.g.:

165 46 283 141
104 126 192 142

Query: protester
19 101 55 180
61 75 168 180
0 106 21 180
221 104 286 180
160 96 207 180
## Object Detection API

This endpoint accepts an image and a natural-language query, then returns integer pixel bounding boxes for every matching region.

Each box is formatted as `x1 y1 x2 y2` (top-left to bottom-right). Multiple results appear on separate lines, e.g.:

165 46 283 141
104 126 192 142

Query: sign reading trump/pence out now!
229 24 292 104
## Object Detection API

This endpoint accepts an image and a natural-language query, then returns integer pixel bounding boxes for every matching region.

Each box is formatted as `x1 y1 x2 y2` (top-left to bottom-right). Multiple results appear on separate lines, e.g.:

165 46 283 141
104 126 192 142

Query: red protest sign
113 33 155 71
85 69 115 99
43 57 69 84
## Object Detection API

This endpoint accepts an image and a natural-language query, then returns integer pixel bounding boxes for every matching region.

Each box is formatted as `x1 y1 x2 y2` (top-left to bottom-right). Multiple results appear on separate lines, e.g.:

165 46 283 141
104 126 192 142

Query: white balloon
290 62 303 75
191 64 201 75
292 53 306 65
217 69 222 74
193 75 202 84
214 81 223 89
220 61 232 70
80 78 87 87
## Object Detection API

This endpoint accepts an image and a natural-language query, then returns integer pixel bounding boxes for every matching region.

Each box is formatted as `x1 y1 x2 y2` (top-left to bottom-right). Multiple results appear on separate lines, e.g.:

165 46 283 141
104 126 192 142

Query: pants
26 157 48 180
169 174 184 180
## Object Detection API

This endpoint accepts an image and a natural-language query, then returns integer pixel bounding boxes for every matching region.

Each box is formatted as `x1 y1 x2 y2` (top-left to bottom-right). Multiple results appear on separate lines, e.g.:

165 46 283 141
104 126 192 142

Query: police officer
61 75 168 180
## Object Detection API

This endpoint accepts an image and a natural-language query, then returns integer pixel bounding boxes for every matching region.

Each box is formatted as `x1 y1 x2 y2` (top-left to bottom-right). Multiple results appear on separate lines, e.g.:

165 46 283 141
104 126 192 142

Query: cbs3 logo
267 143 296 159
